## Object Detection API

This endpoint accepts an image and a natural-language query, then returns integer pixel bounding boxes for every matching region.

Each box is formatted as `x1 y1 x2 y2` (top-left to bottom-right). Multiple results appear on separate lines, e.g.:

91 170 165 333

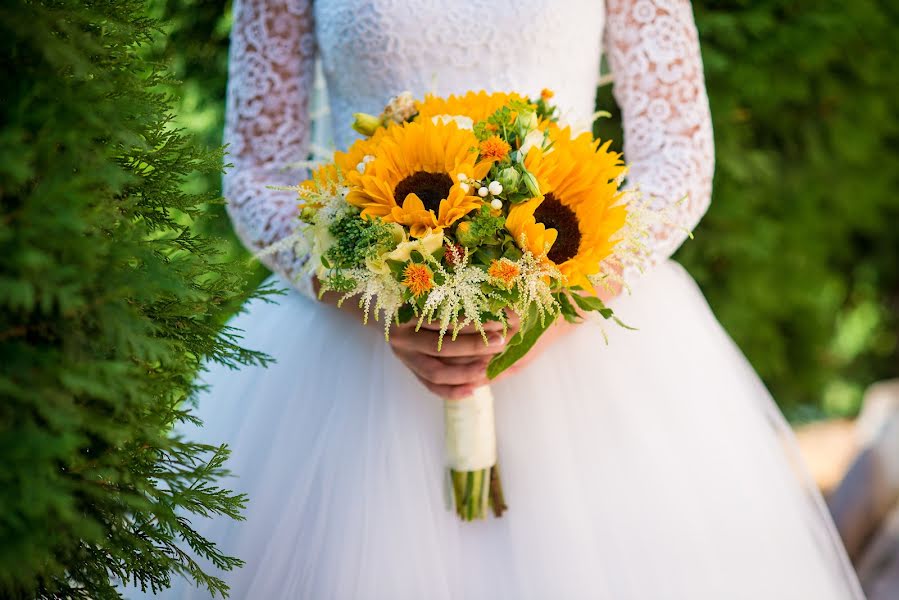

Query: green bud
515 110 539 133
352 112 383 137
455 221 479 248
522 170 540 197
497 166 520 190
299 205 318 222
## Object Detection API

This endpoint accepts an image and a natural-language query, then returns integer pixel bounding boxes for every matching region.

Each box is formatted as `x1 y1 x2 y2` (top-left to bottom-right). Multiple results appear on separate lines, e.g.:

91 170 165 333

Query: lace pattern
223 0 714 295
223 0 317 297
605 0 715 265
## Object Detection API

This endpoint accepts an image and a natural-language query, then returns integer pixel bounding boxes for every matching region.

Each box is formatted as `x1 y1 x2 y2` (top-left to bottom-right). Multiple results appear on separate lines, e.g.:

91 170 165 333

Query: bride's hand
389 314 520 400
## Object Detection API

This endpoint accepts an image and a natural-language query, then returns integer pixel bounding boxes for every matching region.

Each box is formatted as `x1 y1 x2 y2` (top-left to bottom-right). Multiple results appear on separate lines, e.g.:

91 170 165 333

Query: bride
152 0 864 598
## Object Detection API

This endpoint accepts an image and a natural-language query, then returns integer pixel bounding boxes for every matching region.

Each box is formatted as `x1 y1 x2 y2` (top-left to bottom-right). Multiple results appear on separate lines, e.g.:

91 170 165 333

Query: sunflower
346 120 491 237
334 124 391 176
297 126 392 202
505 197 558 258
415 90 528 123
299 162 341 198
507 127 628 290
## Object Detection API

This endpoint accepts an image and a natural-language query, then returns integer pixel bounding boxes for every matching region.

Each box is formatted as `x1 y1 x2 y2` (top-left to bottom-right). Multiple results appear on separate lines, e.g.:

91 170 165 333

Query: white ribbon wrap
444 386 497 471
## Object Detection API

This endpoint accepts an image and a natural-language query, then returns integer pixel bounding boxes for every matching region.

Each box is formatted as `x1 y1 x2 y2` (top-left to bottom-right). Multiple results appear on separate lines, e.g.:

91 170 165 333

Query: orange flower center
534 193 581 264
540 88 554 100
394 171 453 214
402 263 434 297
488 259 520 285
479 135 511 163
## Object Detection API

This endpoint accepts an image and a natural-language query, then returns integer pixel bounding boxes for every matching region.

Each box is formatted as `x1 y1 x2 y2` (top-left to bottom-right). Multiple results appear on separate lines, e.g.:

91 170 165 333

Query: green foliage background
1 0 271 596
152 0 899 422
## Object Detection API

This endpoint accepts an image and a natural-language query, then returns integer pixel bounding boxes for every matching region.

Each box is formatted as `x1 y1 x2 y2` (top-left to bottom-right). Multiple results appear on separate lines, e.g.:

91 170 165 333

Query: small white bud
490 198 503 210
488 181 503 195
478 186 489 197
460 182 470 193
457 172 468 182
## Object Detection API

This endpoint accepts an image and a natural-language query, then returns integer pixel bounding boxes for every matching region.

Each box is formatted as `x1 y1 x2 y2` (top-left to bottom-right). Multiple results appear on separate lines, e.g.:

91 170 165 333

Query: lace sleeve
223 0 317 296
604 0 714 266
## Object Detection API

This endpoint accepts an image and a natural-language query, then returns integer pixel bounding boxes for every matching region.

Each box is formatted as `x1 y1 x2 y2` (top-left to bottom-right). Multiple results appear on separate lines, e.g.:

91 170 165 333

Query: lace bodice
223 0 714 295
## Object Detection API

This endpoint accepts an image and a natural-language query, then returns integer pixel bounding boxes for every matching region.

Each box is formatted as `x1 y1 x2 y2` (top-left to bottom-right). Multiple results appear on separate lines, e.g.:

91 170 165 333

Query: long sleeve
223 0 317 296
603 0 714 266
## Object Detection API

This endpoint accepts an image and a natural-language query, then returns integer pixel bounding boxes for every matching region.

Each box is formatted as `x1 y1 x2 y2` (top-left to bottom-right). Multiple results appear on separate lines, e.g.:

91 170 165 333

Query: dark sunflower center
394 171 453 214
534 193 581 263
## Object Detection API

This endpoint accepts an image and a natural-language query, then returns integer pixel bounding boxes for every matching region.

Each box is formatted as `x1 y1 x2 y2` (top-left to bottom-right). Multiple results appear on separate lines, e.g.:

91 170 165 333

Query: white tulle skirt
139 260 864 599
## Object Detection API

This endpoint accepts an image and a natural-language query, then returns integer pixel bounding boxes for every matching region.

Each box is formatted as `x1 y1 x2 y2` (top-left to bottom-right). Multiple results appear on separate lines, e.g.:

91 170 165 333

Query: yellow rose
365 253 392 276
386 229 444 262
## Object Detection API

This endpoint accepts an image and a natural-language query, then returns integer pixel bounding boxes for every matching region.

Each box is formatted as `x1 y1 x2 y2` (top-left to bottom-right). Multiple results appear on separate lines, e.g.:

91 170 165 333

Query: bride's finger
417 319 506 333
394 350 490 386
416 377 478 401
390 329 505 357
438 355 489 366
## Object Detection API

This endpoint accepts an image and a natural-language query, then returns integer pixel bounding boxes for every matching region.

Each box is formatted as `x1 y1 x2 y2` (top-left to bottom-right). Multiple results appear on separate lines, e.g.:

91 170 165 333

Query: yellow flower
298 162 341 200
540 88 554 101
334 125 390 176
488 259 521 287
509 127 628 290
506 197 558 258
415 90 528 123
403 263 434 297
297 126 391 202
387 229 444 262
345 120 490 237
430 114 475 130
479 135 511 163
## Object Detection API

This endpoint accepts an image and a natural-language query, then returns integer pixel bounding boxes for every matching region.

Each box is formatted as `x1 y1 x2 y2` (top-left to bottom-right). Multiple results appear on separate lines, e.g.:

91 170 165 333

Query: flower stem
489 463 507 517
450 466 505 521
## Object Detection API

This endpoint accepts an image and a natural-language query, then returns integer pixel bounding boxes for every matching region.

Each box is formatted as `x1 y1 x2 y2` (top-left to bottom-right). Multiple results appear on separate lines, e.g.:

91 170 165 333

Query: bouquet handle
444 386 507 520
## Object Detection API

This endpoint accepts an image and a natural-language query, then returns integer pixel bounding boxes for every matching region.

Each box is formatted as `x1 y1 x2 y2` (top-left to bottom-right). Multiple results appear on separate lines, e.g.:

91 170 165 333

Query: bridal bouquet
277 90 647 520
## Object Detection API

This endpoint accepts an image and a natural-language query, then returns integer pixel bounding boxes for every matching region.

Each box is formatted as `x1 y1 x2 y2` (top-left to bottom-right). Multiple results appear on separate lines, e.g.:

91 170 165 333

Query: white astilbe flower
298 179 351 226
591 188 689 291
327 268 405 338
511 250 562 325
418 249 494 349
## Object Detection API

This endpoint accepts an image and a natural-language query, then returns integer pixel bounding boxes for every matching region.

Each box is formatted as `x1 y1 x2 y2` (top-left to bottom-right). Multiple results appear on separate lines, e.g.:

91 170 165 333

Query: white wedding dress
136 0 865 598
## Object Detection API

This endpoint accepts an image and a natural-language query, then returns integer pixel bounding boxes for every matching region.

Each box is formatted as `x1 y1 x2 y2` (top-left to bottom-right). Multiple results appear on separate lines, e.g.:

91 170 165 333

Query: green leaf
396 304 415 324
570 293 614 319
555 292 581 324
386 259 406 277
487 306 558 379
612 316 638 331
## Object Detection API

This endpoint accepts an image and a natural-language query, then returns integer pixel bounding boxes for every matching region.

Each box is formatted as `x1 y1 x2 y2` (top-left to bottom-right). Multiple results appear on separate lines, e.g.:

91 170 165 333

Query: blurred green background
150 0 899 422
